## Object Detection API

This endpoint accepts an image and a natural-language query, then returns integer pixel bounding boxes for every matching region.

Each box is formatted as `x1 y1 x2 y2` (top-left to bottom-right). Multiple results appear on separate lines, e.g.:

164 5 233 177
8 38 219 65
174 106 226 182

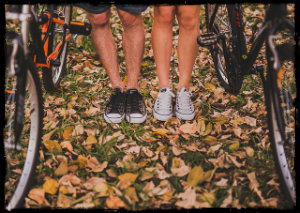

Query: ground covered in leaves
18 4 295 209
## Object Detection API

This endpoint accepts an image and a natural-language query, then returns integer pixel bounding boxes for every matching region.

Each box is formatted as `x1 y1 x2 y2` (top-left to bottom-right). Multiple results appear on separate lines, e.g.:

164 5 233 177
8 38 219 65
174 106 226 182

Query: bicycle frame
230 4 294 74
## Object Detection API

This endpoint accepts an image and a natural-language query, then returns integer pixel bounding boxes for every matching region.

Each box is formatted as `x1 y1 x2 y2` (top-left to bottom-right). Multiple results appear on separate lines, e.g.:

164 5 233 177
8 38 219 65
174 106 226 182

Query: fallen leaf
125 187 139 203
244 146 254 157
187 166 215 187
176 186 196 208
86 135 97 145
247 172 266 205
205 83 216 92
59 174 81 186
106 196 127 209
212 116 227 124
60 141 74 153
55 160 68 176
57 193 75 208
117 173 138 190
43 140 62 153
198 191 215 205
43 179 59 195
42 128 58 141
63 126 74 139
94 182 109 197
228 141 240 152
28 188 47 205
86 156 108 172
171 157 190 177
244 116 257 127
179 122 197 134
215 178 228 187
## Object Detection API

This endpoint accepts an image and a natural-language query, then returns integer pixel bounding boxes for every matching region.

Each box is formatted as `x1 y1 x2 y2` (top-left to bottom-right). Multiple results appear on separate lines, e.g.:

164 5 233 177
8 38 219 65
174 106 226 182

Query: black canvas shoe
126 88 147 123
104 87 126 123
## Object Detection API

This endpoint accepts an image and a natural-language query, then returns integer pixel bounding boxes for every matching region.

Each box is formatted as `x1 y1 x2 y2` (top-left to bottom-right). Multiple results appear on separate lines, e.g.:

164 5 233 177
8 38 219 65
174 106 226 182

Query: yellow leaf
203 136 219 145
229 141 240 152
123 76 128 85
125 187 139 202
137 160 149 168
163 190 173 201
198 192 215 205
202 122 212 136
59 185 76 195
172 157 181 168
78 155 88 168
197 119 206 135
43 179 59 195
55 160 68 176
212 116 227 124
230 117 245 125
156 145 166 152
63 126 74 139
141 61 149 67
152 131 169 139
43 140 62 153
106 196 127 209
42 128 58 142
187 166 215 187
86 135 97 145
118 173 138 182
205 83 216 92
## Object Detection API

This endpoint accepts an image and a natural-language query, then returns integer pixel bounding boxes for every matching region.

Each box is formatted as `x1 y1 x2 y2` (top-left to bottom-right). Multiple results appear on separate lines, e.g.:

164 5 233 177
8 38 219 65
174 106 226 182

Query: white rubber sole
176 111 195 121
126 113 147 124
104 113 125 123
153 108 173 121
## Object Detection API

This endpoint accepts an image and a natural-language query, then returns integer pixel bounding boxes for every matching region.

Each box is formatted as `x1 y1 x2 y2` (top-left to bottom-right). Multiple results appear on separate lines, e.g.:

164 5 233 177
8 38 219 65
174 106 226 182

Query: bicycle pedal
69 22 91 36
197 32 218 47
51 60 61 67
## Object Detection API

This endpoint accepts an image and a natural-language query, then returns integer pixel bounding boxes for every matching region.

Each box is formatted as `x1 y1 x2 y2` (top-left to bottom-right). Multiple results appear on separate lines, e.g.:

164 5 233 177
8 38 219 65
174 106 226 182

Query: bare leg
117 9 145 90
152 6 176 89
87 10 124 91
176 5 201 91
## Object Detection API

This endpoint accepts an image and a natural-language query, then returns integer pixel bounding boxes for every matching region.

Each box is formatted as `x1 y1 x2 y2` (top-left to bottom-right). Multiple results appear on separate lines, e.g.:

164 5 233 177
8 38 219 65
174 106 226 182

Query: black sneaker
126 88 147 123
104 87 126 123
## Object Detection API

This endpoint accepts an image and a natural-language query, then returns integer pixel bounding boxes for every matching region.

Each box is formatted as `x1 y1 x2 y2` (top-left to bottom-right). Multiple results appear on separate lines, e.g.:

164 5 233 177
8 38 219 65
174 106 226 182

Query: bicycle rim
266 40 295 206
206 4 244 95
5 61 43 210
42 5 71 92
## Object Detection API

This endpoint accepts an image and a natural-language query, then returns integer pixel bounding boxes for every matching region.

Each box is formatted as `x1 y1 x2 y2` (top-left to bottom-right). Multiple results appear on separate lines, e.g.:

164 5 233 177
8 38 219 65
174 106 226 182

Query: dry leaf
244 116 257 127
28 188 47 205
179 122 197 134
86 156 108 172
55 160 68 176
187 166 215 187
106 196 126 209
117 173 138 190
247 172 266 205
60 141 74 153
57 193 75 208
244 146 254 157
205 83 216 92
43 179 59 195
94 182 109 197
171 157 190 177
43 140 62 153
63 126 74 139
42 128 58 142
59 174 81 186
86 135 97 145
229 141 240 152
176 186 196 208
125 187 139 203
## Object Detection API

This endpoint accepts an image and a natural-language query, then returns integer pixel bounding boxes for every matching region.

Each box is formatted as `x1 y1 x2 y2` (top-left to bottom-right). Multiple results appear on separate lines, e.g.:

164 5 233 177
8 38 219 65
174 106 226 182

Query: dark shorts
76 3 148 14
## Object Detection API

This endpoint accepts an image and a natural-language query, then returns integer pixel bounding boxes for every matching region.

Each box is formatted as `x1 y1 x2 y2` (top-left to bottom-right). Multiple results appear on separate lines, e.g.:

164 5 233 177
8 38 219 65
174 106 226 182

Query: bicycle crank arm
197 32 218 47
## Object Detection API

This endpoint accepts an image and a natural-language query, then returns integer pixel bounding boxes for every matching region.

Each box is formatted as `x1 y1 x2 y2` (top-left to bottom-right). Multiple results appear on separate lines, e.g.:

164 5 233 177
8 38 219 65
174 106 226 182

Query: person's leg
152 5 176 89
176 5 201 91
87 10 125 91
117 9 145 89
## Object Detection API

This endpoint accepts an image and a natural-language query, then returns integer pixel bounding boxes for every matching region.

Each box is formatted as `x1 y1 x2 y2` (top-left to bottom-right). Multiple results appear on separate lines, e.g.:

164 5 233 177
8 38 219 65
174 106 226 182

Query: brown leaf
60 141 74 153
86 156 108 172
125 187 139 203
247 172 266 204
170 157 190 177
86 135 97 145
54 160 68 176
42 128 58 142
244 116 257 127
176 186 196 208
106 196 127 209
28 188 48 205
117 173 138 190
59 174 81 186
43 140 62 153
57 193 75 208
179 122 197 134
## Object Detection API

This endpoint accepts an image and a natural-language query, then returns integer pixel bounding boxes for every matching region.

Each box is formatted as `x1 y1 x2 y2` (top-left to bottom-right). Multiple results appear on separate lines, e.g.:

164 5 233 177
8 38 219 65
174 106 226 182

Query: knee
87 11 110 27
118 10 143 28
155 8 175 26
178 14 198 30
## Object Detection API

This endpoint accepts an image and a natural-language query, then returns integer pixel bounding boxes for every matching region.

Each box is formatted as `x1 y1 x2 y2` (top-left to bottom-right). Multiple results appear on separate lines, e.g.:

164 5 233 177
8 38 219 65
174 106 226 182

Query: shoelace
127 89 142 113
108 89 123 113
177 90 193 111
156 89 175 110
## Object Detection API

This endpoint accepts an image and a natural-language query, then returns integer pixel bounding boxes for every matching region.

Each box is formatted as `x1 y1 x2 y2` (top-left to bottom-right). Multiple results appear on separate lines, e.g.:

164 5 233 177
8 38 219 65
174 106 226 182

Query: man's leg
117 9 145 89
87 10 125 91
152 6 176 89
176 5 201 91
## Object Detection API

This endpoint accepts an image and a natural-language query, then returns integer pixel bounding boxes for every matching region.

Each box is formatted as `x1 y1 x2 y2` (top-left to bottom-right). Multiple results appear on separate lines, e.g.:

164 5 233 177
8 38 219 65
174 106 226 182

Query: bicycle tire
5 49 43 210
265 29 295 207
205 4 247 95
41 5 72 92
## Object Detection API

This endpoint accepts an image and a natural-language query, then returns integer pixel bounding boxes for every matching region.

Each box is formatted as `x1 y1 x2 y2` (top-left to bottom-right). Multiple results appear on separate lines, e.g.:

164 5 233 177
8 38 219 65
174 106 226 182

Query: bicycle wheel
5 38 43 210
205 4 247 94
265 25 295 207
40 5 72 92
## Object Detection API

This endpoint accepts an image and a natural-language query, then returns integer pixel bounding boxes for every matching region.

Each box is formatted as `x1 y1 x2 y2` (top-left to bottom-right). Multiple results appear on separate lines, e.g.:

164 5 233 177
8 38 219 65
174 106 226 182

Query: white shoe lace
155 88 175 112
177 87 194 112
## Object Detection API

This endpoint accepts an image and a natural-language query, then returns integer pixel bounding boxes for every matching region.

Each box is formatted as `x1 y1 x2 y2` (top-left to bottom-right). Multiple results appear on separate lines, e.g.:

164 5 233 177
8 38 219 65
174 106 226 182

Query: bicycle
5 4 91 209
197 4 296 207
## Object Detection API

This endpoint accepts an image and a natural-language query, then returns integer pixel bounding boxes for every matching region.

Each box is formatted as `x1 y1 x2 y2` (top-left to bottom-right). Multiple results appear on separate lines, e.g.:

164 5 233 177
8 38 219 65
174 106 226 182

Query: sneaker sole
153 109 173 121
176 111 195 121
104 114 125 123
126 113 147 124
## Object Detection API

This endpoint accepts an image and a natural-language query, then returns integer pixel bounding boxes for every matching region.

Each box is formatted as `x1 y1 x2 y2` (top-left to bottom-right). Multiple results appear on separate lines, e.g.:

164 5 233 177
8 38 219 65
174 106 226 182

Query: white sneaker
153 87 175 121
176 87 195 120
